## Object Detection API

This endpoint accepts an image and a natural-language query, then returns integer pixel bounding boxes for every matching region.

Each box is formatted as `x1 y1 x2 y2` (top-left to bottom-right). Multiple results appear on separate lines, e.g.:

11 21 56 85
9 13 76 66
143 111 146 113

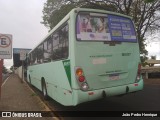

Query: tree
10 66 14 71
141 55 148 67
41 0 76 29
41 0 160 60
2 65 7 74
41 0 116 30
151 55 156 60
148 55 156 66
104 0 160 56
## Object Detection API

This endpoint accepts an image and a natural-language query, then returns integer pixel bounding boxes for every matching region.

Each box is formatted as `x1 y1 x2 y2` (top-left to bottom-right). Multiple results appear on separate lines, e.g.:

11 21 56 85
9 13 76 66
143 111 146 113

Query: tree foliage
3 65 7 74
10 66 14 71
148 55 156 66
41 0 160 60
42 0 76 29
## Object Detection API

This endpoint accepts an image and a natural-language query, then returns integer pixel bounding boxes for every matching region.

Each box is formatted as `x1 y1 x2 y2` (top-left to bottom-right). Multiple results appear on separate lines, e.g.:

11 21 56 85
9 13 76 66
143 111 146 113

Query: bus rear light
134 83 138 86
136 63 141 82
78 76 85 82
76 68 83 76
75 67 89 91
88 92 94 95
81 82 89 91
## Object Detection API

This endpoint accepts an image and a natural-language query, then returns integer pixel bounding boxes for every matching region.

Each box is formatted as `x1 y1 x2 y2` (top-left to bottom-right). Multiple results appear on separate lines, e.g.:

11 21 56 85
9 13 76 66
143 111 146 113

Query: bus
27 8 143 106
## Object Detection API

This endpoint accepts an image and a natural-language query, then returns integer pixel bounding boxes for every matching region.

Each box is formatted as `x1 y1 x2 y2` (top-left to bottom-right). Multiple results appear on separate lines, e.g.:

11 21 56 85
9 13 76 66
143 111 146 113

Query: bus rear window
76 12 137 42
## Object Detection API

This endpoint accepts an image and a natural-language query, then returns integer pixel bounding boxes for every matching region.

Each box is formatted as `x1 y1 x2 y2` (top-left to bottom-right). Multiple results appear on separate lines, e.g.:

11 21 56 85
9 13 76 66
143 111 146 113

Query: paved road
1 75 53 120
30 83 160 119
44 84 160 111
2 73 9 81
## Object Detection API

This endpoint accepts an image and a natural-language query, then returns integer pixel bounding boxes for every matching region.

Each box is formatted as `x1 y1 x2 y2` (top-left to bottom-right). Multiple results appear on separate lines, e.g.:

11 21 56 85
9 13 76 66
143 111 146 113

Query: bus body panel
72 79 143 106
74 42 140 90
28 61 73 106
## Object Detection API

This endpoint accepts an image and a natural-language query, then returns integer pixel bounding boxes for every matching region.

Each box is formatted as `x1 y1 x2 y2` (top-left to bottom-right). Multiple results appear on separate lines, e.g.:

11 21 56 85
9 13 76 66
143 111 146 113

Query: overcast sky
146 34 160 60
0 0 48 68
0 0 159 69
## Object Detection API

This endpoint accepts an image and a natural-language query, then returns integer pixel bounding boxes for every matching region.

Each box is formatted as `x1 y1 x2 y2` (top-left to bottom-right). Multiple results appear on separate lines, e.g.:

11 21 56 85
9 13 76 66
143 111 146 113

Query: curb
23 77 60 120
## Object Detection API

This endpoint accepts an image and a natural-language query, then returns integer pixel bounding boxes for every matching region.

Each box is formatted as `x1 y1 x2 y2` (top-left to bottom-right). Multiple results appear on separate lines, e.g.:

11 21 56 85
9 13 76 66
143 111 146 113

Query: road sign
20 50 26 61
13 48 31 67
0 34 12 59
0 34 12 99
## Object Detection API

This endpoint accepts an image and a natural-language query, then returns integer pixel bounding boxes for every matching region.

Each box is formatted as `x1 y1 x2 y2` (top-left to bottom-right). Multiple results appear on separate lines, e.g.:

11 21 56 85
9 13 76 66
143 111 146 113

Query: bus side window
52 32 60 60
60 24 69 59
52 23 69 61
32 50 37 64
43 36 52 63
30 53 32 65
37 44 43 64
27 55 30 66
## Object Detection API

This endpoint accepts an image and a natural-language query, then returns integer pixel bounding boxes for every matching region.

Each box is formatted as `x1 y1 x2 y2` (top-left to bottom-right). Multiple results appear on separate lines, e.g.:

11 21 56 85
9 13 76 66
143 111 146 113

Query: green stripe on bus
63 60 71 86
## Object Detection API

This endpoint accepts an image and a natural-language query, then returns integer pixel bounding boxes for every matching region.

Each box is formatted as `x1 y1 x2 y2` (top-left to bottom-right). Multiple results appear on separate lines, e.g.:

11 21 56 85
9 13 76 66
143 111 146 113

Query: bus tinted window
43 37 52 62
32 50 37 64
29 23 69 66
29 54 32 65
52 32 59 60
52 24 69 60
37 44 43 64
59 24 69 58
76 12 137 42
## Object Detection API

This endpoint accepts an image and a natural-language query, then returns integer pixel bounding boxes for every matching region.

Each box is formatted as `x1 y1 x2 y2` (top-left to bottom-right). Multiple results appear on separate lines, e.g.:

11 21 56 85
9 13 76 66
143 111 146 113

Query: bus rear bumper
73 79 143 105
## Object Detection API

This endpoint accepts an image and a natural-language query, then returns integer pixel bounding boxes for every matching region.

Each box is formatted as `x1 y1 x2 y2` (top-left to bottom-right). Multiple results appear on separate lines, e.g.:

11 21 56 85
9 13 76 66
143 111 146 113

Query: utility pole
0 34 12 99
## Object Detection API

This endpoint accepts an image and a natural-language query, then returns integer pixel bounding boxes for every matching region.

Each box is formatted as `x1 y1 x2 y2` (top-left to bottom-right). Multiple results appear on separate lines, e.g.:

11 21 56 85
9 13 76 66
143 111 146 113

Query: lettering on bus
63 60 71 86
122 53 131 56
90 55 112 58
63 60 70 67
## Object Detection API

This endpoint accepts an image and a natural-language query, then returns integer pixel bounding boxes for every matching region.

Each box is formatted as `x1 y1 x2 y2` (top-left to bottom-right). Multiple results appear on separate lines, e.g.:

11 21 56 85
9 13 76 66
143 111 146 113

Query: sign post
20 50 26 82
0 34 12 99
0 59 3 99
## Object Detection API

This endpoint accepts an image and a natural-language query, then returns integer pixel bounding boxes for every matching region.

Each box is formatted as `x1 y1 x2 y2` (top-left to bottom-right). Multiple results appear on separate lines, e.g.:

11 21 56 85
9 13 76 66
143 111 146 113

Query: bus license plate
109 74 119 80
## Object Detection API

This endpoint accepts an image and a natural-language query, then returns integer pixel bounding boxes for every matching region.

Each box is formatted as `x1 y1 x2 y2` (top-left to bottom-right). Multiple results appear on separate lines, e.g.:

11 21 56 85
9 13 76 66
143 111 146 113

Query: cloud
0 0 48 68
1 0 159 68
146 42 160 59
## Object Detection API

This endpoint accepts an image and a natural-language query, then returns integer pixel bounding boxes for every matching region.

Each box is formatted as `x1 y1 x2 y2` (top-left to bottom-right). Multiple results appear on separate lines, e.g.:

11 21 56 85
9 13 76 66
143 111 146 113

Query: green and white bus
27 8 143 106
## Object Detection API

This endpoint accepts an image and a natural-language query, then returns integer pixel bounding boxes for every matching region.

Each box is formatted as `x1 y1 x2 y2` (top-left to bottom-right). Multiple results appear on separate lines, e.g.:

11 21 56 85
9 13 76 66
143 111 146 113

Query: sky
0 0 48 68
0 0 159 69
146 34 160 60
146 42 160 59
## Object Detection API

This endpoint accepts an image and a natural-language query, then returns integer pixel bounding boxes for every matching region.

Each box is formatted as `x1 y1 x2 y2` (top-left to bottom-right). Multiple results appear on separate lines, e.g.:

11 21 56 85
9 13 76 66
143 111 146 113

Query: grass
30 93 38 96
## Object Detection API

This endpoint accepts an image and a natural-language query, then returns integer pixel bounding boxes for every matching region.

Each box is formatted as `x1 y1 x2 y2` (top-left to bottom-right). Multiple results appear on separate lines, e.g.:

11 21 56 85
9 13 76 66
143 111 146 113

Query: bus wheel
42 80 48 100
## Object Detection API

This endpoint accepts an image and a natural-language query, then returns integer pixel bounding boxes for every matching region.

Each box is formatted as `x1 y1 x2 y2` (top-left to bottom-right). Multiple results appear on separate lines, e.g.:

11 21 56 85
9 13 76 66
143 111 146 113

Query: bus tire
42 79 48 100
